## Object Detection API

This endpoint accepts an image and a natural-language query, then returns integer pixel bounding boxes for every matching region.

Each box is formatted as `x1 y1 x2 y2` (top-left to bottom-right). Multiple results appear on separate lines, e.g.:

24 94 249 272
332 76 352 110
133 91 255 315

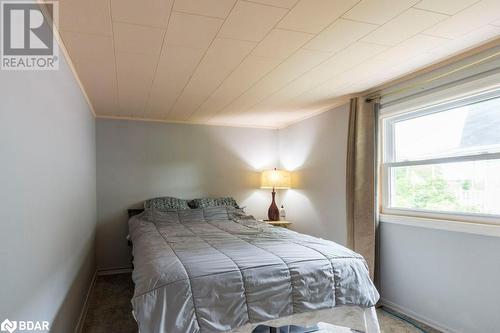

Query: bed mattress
129 206 379 333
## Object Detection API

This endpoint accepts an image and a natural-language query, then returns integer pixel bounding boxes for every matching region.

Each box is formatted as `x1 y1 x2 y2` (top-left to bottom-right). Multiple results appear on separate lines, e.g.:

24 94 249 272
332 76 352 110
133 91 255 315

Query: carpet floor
82 273 441 333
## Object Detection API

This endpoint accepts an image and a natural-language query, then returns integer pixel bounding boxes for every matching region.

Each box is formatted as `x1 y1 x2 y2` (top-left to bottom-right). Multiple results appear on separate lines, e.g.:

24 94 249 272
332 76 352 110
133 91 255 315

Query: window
381 90 500 220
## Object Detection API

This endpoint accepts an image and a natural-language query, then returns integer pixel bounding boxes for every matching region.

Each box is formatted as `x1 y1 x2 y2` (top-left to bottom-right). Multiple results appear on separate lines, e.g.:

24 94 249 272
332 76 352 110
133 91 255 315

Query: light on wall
261 168 291 221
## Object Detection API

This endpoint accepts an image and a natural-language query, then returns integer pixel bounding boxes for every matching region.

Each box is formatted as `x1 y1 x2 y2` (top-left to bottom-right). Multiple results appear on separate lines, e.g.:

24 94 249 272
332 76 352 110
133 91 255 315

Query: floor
82 274 441 333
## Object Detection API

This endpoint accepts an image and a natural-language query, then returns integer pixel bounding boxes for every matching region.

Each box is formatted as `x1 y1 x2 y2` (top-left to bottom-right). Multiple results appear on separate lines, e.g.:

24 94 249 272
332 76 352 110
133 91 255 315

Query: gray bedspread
129 206 379 333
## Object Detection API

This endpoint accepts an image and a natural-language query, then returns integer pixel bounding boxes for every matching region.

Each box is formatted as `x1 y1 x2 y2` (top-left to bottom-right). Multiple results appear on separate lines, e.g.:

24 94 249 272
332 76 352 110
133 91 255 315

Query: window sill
379 213 500 238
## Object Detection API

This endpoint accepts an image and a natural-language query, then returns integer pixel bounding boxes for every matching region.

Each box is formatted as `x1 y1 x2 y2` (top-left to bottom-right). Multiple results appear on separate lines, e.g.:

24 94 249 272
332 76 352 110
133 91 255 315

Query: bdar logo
0 319 17 333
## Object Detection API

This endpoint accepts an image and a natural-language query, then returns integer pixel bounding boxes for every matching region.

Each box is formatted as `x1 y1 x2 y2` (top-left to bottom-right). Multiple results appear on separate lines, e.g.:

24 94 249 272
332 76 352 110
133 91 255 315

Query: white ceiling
58 0 500 128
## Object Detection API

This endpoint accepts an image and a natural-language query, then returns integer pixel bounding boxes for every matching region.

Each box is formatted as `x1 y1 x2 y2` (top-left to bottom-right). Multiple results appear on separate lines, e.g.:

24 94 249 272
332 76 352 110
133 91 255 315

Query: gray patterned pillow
144 196 190 210
189 197 239 209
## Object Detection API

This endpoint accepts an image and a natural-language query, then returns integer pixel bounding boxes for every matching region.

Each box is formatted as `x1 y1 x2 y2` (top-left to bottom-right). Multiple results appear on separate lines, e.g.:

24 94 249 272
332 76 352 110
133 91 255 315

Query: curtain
346 97 379 280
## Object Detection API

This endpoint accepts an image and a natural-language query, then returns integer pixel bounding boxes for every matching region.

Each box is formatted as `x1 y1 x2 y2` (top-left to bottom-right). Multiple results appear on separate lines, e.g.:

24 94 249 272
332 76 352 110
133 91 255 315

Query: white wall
380 222 500 332
279 104 350 245
0 59 96 331
96 119 278 270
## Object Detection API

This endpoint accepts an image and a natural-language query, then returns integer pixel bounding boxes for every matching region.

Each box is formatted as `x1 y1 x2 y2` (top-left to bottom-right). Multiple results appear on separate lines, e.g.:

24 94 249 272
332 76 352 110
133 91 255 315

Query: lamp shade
261 169 291 189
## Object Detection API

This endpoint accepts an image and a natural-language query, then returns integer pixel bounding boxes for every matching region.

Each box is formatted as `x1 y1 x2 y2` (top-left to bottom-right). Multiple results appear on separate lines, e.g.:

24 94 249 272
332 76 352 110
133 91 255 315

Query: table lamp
261 168 291 221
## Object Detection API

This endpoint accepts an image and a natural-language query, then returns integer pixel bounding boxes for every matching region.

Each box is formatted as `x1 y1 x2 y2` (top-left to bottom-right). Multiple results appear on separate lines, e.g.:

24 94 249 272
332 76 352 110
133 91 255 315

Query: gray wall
278 104 350 245
0 59 96 330
380 222 500 332
96 119 278 270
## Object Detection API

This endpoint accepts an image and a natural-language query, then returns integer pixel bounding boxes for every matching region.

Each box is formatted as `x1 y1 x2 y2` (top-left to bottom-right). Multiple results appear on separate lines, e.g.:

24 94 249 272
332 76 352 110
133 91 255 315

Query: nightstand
261 220 293 229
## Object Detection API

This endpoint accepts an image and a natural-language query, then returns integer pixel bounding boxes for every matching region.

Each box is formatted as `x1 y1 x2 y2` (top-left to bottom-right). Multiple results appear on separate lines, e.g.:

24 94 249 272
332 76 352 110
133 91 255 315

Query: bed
128 206 380 333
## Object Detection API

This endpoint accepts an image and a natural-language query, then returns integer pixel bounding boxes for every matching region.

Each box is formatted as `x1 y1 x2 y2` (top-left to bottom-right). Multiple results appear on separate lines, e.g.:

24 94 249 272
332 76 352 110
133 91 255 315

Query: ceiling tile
302 61 387 101
146 45 206 117
192 56 281 120
209 110 306 127
303 41 387 84
301 57 404 103
60 31 118 115
424 0 500 39
74 59 120 116
110 0 173 27
375 34 449 61
428 24 500 59
248 0 299 8
254 42 386 110
361 8 448 46
184 38 256 93
220 49 333 113
59 0 112 36
386 53 442 78
414 0 479 15
303 19 377 53
277 0 359 33
343 0 419 25
168 38 256 119
115 52 158 116
60 30 114 62
251 29 313 59
59 0 500 128
277 108 335 125
165 12 223 49
173 0 236 18
218 1 288 41
113 22 165 55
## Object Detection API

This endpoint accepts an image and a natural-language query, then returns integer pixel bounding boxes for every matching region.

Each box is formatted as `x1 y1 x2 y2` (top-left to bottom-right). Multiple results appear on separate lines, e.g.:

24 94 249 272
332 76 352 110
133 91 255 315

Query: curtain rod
365 50 500 102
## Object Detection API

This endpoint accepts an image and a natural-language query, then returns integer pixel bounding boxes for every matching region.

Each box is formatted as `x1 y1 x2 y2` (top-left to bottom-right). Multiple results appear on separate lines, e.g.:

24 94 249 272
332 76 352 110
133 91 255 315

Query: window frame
379 88 500 224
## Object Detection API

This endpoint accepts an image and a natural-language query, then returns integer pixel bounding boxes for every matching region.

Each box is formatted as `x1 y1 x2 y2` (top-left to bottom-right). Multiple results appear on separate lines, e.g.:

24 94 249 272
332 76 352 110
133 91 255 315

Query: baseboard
380 298 458 333
97 266 133 276
74 271 97 333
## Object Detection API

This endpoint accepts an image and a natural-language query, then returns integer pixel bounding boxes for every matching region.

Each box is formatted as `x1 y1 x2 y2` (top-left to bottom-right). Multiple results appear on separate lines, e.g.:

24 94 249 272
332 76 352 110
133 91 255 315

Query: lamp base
268 190 280 221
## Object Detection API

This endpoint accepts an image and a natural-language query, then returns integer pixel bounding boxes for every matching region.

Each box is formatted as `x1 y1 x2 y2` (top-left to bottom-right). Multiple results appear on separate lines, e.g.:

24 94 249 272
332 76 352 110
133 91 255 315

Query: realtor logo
1 319 17 333
1 1 59 70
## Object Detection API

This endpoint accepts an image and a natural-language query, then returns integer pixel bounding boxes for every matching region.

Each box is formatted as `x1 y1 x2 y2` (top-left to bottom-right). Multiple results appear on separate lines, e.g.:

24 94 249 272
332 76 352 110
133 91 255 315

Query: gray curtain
346 97 379 280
